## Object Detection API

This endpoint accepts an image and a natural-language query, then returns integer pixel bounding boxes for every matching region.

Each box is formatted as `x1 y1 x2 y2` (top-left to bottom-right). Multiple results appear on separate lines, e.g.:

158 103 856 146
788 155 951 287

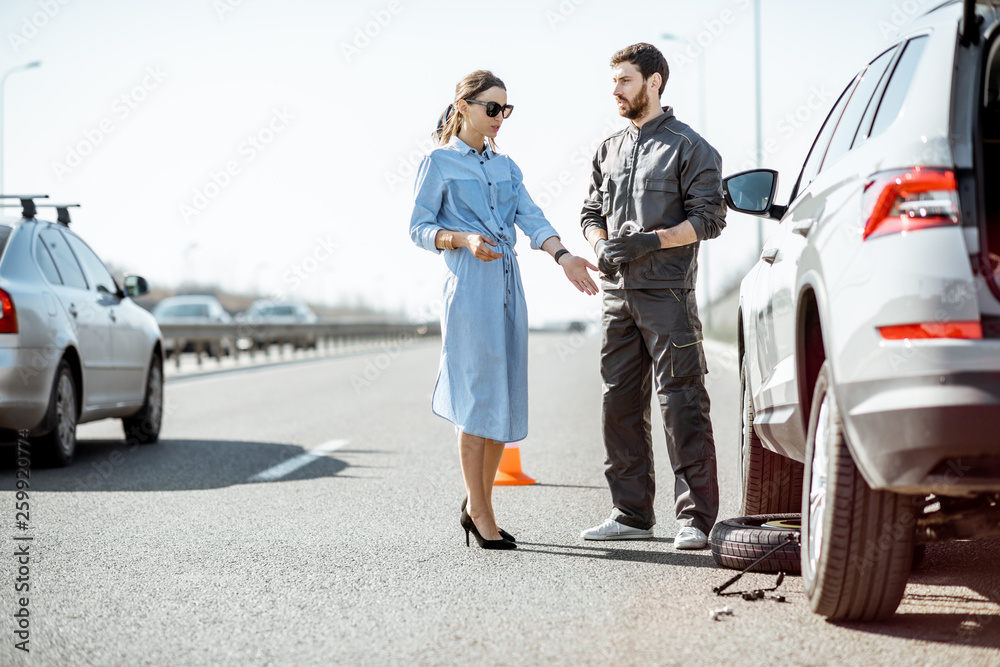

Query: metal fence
157 321 441 368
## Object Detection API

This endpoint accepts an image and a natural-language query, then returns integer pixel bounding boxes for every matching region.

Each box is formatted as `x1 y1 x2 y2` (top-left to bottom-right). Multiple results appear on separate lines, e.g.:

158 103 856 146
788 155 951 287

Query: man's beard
617 87 650 120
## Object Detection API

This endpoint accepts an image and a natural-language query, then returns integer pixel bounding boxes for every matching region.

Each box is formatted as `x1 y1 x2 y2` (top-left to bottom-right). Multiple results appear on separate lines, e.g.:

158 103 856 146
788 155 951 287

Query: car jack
713 533 797 601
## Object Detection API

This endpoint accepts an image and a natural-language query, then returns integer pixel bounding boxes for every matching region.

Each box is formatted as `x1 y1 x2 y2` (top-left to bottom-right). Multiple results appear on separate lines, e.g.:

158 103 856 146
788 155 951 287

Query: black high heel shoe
461 510 516 550
461 497 516 543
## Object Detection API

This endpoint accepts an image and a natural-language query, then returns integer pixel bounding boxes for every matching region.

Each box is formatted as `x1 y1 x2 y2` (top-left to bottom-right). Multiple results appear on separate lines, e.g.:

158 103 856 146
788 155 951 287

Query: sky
0 0 940 323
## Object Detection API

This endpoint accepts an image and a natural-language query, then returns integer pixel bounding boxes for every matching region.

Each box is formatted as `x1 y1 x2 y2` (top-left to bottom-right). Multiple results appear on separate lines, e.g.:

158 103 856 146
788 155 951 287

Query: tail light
879 321 982 340
0 288 17 334
863 168 959 240
867 168 983 340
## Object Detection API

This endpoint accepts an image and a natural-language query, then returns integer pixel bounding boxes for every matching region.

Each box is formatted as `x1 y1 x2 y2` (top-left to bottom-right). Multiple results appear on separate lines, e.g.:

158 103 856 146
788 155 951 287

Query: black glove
604 230 661 265
595 239 619 279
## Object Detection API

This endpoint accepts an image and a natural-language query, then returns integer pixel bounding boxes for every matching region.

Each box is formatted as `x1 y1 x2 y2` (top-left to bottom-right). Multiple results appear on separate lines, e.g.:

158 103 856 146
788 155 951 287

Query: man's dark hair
610 43 669 97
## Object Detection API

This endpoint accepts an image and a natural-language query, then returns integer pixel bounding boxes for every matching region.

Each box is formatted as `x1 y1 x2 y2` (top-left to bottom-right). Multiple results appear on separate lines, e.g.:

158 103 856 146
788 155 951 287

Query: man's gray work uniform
581 106 725 535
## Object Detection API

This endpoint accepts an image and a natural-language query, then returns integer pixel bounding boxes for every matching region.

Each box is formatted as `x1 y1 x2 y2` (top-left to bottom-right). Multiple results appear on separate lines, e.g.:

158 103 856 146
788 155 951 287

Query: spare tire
709 514 802 574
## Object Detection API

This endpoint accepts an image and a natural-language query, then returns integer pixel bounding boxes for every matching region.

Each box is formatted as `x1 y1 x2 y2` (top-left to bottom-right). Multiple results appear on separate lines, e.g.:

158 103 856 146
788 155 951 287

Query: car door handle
792 218 817 237
109 310 117 323
761 247 779 264
68 305 78 318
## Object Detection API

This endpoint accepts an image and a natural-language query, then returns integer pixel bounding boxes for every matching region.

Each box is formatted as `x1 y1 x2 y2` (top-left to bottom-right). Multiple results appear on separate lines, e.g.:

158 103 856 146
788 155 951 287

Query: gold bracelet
438 231 456 250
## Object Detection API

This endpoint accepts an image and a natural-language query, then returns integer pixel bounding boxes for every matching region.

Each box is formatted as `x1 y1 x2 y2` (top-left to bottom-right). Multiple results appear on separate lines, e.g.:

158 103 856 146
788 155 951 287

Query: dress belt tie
496 237 516 307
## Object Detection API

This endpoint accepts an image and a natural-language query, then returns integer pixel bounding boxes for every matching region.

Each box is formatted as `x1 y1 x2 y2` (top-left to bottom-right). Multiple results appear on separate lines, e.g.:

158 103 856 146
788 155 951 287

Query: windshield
256 305 297 317
158 303 210 318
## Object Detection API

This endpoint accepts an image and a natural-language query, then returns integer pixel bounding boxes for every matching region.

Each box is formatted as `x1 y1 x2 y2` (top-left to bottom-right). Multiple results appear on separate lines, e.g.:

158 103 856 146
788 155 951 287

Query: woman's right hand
464 233 503 262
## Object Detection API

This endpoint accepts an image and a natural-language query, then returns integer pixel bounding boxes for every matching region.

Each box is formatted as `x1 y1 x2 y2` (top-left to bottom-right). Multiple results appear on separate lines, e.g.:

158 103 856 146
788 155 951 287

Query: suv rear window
0 225 11 257
869 36 929 139
821 49 895 171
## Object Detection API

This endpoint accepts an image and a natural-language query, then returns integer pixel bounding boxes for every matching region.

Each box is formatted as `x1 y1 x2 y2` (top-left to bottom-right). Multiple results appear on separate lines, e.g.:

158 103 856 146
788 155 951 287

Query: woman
410 70 598 550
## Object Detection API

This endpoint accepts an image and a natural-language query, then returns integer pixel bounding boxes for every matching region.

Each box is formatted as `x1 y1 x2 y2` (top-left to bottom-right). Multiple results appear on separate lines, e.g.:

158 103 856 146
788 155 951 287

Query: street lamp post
754 0 765 249
0 61 42 195
661 33 711 330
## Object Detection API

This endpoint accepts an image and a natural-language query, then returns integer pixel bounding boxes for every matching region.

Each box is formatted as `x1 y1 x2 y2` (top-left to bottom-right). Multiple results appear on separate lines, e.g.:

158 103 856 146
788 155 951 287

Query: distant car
237 300 318 350
153 295 233 359
0 202 163 465
722 0 1000 622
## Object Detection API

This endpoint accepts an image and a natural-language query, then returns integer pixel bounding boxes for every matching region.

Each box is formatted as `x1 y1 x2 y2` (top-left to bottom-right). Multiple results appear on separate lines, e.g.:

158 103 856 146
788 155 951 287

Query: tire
709 513 802 573
123 354 163 445
801 361 915 621
911 544 926 571
739 353 804 515
33 359 78 467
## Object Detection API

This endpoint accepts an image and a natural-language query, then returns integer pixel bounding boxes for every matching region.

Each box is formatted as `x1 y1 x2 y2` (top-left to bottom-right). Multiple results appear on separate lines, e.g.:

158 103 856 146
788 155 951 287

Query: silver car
723 0 1000 621
0 201 163 466
153 294 233 359
237 299 319 350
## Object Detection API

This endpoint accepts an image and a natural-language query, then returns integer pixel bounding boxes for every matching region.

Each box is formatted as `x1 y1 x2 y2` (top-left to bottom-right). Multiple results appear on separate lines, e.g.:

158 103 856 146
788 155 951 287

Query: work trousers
601 287 719 535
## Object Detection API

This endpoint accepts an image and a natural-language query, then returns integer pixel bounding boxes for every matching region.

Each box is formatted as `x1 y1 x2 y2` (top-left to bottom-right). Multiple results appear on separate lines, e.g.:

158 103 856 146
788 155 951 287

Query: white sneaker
674 526 708 550
581 514 653 541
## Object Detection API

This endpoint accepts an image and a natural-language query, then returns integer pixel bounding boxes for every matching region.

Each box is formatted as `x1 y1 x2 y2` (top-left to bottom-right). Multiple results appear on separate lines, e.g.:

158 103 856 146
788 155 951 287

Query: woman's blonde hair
434 70 506 152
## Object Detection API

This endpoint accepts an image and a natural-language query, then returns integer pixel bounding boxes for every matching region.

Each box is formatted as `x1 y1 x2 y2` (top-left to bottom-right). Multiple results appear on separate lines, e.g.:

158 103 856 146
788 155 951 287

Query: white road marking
248 439 349 482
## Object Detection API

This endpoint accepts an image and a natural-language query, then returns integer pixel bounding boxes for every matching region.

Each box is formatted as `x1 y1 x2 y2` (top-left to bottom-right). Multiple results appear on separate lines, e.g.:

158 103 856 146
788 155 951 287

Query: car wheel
801 361 915 620
123 354 163 445
709 513 801 573
35 360 77 467
739 352 803 515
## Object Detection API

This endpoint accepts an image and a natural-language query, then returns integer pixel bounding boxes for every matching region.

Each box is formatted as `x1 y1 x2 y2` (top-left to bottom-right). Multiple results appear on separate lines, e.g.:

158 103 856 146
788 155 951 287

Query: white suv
721 0 1000 620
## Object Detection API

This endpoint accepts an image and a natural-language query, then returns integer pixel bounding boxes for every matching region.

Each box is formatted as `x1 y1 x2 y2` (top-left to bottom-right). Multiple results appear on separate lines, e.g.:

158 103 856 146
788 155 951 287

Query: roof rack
0 194 49 220
0 198 79 226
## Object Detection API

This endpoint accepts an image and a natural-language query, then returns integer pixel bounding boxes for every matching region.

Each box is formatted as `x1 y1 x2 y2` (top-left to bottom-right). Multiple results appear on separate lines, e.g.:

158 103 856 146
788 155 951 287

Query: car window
0 225 11 257
821 48 896 171
792 77 857 200
34 241 63 284
868 36 929 139
64 232 119 295
38 229 88 290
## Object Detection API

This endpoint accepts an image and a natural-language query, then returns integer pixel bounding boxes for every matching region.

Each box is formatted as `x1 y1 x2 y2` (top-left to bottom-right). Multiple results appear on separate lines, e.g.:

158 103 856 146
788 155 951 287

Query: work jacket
581 107 726 289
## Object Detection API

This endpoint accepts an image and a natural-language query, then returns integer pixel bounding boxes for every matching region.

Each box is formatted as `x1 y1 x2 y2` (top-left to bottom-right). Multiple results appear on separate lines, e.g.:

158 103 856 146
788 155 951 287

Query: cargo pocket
644 178 679 194
670 331 708 377
644 245 694 281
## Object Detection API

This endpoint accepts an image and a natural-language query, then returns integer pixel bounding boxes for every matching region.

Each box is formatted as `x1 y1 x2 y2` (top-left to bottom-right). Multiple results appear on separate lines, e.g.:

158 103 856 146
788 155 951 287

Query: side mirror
722 169 784 219
123 275 149 298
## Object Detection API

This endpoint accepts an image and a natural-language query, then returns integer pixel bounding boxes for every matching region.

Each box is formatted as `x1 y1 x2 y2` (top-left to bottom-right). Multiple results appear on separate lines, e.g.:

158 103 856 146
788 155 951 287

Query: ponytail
434 103 463 147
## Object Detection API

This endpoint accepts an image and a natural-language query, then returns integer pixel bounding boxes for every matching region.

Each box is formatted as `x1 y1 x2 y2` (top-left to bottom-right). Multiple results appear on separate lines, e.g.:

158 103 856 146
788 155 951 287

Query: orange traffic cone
494 443 536 486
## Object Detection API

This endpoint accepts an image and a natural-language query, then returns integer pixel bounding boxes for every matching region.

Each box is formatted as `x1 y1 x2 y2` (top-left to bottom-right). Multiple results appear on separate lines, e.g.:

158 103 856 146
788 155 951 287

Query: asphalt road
1 333 998 666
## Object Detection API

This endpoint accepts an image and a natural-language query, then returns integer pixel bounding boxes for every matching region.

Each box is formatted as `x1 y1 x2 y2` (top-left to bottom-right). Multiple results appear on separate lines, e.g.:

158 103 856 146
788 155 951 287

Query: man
579 43 725 550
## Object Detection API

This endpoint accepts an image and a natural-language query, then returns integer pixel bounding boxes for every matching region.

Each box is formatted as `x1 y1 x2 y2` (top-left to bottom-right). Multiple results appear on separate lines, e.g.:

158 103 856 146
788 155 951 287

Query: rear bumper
841 371 1000 494
0 347 53 432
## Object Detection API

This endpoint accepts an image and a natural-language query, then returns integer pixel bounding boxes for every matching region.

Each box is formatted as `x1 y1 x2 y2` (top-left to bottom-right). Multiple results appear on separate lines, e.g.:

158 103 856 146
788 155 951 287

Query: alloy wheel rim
808 395 830 576
56 374 76 455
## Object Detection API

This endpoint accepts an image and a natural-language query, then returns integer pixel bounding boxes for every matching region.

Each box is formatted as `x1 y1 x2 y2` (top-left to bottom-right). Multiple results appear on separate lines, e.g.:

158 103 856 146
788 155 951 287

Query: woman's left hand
560 255 599 295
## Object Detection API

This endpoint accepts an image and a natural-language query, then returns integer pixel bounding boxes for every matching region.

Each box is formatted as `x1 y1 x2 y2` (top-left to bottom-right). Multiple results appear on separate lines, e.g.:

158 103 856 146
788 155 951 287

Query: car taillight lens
863 168 959 240
0 288 18 334
879 321 982 340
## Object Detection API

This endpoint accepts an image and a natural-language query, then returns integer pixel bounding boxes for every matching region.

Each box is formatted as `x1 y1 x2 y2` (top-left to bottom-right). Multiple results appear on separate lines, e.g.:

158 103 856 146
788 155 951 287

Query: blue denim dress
410 137 559 442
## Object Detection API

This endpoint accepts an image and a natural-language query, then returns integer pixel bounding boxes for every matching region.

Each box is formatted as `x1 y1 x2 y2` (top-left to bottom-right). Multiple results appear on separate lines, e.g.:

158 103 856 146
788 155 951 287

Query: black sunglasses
464 99 514 118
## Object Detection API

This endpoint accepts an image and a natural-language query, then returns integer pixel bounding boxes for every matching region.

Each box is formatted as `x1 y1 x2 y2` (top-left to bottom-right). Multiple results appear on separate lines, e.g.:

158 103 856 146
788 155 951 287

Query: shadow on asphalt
831 537 1000 649
514 540 719 568
0 438 375 491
